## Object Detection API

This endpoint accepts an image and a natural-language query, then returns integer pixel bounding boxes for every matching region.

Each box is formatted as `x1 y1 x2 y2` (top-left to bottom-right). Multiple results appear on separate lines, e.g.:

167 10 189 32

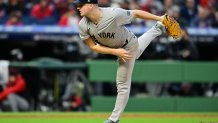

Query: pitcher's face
77 4 94 16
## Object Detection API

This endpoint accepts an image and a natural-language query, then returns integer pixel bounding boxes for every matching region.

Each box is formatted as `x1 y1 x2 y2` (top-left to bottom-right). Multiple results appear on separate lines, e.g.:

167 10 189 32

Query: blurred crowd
0 0 217 28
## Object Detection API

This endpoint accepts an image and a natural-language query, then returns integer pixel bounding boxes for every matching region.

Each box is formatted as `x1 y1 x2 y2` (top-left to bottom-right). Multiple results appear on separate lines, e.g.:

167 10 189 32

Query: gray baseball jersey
78 7 137 48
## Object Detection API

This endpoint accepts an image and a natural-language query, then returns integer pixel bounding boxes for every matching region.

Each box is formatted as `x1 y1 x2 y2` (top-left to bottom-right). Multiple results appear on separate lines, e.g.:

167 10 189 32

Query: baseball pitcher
75 0 183 123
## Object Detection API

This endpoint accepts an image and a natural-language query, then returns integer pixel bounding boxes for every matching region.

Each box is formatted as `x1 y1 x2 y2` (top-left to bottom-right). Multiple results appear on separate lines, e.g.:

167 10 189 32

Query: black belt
122 39 128 48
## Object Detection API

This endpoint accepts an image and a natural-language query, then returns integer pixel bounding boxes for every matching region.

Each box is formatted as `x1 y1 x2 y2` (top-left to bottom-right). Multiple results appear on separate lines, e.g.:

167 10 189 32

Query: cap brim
73 0 83 5
73 0 80 5
73 0 98 5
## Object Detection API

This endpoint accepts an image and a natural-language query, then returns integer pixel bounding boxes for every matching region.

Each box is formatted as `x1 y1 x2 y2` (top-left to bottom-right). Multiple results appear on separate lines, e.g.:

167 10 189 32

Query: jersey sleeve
78 19 90 41
113 8 134 26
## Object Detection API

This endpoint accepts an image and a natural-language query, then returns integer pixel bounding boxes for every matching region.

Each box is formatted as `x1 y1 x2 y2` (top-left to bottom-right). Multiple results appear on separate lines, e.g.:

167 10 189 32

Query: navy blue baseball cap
74 0 98 5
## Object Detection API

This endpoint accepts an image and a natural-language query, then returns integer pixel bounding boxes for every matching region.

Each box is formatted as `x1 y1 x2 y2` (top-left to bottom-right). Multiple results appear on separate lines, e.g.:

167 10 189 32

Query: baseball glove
162 15 184 39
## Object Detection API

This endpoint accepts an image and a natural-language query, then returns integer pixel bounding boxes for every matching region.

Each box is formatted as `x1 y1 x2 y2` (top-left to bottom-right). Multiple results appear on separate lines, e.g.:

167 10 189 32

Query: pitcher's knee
117 86 130 95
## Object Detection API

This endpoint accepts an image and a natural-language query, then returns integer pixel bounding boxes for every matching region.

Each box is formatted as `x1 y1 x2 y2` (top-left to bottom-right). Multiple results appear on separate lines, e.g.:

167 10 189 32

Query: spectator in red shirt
58 5 79 26
54 0 68 16
0 68 29 112
31 0 53 20
6 12 22 26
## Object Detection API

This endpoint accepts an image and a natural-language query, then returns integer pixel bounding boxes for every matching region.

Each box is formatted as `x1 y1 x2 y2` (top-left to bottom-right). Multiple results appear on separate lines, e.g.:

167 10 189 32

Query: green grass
0 112 218 123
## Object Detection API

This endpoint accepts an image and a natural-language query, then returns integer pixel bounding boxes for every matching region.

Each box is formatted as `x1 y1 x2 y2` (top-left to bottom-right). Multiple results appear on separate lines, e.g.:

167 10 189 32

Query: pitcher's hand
114 48 133 62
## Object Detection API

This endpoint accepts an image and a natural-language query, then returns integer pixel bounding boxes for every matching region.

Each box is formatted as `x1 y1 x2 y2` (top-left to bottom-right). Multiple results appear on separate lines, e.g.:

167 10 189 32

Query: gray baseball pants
109 25 162 122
